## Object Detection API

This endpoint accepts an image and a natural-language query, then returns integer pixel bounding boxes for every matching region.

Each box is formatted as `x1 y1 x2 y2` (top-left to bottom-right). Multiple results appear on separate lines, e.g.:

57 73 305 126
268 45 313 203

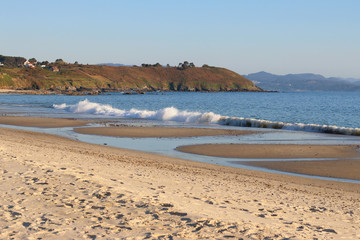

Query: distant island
0 55 262 94
244 71 360 92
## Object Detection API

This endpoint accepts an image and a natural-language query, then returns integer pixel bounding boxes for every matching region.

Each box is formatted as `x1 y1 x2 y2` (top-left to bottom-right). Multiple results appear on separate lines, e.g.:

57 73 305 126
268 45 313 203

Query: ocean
0 91 359 134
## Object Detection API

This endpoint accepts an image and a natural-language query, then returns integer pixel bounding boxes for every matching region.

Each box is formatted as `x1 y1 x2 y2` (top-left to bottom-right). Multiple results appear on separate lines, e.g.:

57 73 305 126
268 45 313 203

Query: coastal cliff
0 63 262 93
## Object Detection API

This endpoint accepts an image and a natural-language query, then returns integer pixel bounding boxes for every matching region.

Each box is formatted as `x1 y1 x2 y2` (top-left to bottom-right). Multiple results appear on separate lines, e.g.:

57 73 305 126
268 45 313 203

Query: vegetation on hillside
0 55 262 93
0 55 27 67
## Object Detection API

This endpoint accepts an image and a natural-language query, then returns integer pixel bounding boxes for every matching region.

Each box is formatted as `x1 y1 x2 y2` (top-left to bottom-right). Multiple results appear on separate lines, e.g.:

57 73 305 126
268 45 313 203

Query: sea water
0 91 359 134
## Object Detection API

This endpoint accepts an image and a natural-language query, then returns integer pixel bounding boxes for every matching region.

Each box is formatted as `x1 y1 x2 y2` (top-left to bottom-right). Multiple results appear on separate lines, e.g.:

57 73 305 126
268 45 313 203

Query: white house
50 66 59 72
0 62 4 66
24 60 35 68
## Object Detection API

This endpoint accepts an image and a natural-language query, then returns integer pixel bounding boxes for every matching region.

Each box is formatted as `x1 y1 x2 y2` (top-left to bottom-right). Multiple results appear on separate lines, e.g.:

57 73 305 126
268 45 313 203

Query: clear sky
2 0 360 78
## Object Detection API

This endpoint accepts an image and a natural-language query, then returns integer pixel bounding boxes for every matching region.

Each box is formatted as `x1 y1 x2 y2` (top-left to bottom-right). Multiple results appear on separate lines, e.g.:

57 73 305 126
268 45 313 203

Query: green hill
0 62 262 93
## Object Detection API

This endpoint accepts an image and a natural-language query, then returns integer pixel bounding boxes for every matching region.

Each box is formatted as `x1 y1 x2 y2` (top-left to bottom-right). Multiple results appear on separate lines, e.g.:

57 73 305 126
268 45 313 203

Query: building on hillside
24 60 36 68
50 66 59 72
0 62 4 66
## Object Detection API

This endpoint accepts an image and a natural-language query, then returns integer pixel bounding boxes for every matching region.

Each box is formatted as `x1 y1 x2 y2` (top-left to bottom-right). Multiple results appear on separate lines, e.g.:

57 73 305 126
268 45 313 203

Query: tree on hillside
29 58 37 63
55 59 65 64
0 55 26 67
141 63 163 67
178 61 195 70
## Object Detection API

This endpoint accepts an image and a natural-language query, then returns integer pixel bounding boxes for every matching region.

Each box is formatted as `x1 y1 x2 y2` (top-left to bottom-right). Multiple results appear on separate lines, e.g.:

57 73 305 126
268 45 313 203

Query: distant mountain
343 78 360 86
337 77 360 83
353 81 360 86
244 71 360 92
97 63 132 67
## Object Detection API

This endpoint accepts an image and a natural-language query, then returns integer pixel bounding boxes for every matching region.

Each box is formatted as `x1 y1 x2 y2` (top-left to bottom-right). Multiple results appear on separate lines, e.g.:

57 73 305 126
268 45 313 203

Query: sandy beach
74 126 256 138
0 116 91 128
0 89 25 94
177 143 360 181
176 143 360 159
239 159 360 181
0 119 360 239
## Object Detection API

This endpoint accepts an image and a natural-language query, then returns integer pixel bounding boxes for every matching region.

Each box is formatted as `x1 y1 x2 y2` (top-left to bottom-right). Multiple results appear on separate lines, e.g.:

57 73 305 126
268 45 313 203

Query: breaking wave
218 117 360 136
53 99 222 123
53 99 360 136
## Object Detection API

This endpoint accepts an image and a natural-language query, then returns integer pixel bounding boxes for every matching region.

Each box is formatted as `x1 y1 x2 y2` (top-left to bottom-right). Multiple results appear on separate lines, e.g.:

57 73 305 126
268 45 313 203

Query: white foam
218 117 360 136
53 99 360 136
53 99 221 123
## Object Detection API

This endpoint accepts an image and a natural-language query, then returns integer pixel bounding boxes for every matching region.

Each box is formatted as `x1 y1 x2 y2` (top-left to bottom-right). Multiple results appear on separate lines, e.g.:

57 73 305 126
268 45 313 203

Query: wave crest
53 99 360 136
218 117 360 136
53 99 222 123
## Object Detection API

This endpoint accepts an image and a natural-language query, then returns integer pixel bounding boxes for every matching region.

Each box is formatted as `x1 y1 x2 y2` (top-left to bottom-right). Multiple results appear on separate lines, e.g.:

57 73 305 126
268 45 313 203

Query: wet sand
177 143 360 181
74 126 256 138
0 116 91 128
1 127 360 239
176 143 360 159
238 159 360 181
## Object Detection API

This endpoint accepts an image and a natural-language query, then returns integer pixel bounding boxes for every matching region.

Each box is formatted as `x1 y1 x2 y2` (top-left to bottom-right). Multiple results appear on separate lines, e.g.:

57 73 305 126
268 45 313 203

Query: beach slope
1 127 359 239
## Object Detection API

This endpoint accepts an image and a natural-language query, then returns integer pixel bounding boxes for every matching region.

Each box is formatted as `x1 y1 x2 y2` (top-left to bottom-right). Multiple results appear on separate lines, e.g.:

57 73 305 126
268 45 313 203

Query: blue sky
2 0 360 77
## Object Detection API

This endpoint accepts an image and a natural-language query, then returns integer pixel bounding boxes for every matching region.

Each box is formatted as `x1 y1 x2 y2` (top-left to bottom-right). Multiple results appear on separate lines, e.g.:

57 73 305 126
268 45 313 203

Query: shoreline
2 126 359 191
1 126 359 191
0 116 359 182
0 88 268 96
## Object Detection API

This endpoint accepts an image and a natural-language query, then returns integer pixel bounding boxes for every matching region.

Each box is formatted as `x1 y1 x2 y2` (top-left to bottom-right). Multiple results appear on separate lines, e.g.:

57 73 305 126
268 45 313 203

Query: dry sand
0 116 91 128
1 127 360 239
74 126 256 138
0 89 44 94
0 89 17 93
